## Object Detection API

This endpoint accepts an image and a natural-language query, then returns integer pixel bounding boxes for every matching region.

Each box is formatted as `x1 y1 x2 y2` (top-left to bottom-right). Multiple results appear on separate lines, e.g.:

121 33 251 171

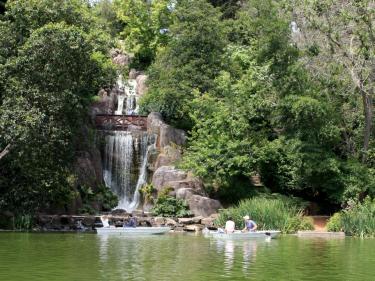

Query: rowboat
96 226 170 235
209 230 281 239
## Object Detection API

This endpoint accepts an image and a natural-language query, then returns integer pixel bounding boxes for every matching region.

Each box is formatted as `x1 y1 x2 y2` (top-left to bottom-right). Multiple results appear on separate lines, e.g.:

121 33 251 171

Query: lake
0 232 374 281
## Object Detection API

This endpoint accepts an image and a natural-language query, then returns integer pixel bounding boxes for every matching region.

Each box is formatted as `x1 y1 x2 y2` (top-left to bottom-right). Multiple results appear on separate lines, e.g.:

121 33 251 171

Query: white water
103 131 155 212
116 75 138 115
115 95 125 115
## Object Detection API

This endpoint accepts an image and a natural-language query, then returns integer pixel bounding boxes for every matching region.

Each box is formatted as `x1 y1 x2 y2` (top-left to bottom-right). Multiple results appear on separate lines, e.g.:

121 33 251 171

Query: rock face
110 49 132 66
90 88 117 117
136 74 148 96
154 145 182 169
152 166 188 191
75 151 103 189
186 195 222 217
147 112 187 148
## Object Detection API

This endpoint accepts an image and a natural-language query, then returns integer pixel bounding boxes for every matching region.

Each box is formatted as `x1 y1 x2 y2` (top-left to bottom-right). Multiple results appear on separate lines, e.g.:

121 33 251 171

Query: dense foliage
0 0 116 215
151 195 191 218
327 198 375 238
216 196 314 233
1 0 374 220
138 0 375 209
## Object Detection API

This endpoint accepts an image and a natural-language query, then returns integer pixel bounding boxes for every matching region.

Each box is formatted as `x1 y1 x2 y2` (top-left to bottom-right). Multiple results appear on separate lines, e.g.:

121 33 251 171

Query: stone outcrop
152 166 188 191
136 74 148 96
147 112 187 148
154 145 182 170
186 195 222 217
110 49 132 66
90 88 117 117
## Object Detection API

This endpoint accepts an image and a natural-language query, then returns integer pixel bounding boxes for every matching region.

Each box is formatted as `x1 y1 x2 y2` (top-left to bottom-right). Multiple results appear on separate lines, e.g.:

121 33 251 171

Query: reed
338 197 375 238
216 196 313 233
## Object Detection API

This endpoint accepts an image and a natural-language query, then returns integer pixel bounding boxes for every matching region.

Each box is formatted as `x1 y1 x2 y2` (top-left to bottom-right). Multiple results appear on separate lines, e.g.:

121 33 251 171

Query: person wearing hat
242 215 257 232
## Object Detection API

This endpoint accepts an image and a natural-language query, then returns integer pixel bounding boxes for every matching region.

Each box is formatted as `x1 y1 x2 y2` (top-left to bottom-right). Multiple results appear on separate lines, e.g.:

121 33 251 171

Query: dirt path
309 216 330 231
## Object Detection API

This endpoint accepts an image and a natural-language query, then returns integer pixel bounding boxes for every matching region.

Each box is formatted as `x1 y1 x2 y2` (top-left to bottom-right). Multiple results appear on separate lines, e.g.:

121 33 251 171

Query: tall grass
216 196 313 233
327 197 375 238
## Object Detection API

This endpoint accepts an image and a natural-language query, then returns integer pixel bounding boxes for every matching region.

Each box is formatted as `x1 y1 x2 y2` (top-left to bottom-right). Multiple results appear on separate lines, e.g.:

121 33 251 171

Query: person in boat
225 217 236 234
124 214 137 228
242 215 257 232
101 215 110 228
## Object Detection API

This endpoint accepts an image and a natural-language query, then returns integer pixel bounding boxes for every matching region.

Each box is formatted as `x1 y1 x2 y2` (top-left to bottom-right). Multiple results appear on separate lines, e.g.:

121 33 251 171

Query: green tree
114 0 173 68
292 0 375 162
140 0 227 128
0 1 115 214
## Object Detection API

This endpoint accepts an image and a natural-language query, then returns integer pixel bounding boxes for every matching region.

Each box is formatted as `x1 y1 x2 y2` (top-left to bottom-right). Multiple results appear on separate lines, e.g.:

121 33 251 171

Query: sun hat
243 215 250 220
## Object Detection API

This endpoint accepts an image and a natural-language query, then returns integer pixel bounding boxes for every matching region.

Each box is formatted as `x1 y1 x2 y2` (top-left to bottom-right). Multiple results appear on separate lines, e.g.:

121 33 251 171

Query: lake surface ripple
0 233 374 281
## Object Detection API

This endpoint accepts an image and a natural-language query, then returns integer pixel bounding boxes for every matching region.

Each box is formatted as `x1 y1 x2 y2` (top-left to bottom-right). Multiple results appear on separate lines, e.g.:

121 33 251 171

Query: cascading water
116 75 138 115
103 131 155 212
115 95 125 115
100 73 151 212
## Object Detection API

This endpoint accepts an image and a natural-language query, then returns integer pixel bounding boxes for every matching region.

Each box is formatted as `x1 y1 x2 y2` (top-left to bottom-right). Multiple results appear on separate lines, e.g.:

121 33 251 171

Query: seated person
124 214 137 228
225 217 235 233
242 215 257 232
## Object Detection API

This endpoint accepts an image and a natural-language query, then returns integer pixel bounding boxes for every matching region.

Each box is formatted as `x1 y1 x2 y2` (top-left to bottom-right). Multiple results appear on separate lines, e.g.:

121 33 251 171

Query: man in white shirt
225 217 235 233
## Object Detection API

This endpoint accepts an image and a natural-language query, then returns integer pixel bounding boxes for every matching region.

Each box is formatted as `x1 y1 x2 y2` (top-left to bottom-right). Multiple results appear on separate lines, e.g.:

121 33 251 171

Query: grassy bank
327 197 375 238
216 195 313 233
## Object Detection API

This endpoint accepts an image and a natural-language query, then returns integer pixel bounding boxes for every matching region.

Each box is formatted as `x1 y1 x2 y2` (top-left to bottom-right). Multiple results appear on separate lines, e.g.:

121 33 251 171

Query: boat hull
96 227 170 235
210 230 281 239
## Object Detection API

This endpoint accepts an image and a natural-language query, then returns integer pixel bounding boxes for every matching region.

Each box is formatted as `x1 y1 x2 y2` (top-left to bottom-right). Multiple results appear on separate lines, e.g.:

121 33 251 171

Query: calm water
0 232 374 281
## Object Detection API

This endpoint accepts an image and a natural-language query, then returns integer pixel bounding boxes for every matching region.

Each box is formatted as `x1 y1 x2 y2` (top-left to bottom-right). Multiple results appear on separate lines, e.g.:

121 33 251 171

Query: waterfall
115 76 138 115
103 131 155 212
115 95 125 115
124 79 138 115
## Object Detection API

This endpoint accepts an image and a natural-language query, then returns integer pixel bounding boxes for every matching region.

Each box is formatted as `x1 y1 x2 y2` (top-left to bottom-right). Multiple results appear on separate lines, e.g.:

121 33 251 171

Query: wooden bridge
95 114 147 130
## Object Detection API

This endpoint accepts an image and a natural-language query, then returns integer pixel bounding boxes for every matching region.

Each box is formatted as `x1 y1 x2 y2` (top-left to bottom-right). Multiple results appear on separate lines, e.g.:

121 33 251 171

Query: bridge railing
95 114 148 130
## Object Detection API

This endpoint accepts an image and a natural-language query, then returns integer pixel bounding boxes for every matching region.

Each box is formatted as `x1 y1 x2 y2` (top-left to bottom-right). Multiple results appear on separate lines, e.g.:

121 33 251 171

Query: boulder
177 218 194 225
165 218 177 226
147 112 165 135
147 112 186 148
152 166 188 191
187 195 222 217
129 69 142 79
90 89 117 120
159 124 186 148
136 74 148 96
168 178 206 195
111 49 132 66
153 217 165 226
176 188 197 200
154 145 182 170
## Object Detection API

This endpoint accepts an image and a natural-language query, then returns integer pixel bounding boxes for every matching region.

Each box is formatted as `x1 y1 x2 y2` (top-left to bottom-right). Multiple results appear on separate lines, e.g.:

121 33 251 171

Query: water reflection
212 238 259 277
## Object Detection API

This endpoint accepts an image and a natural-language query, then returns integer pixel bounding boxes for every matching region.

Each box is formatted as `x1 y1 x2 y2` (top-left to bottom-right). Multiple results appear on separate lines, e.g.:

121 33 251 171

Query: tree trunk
0 143 11 160
361 91 373 162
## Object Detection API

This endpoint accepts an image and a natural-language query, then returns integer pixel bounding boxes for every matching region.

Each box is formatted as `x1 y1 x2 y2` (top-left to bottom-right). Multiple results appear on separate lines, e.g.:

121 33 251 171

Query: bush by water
327 197 375 238
216 195 313 233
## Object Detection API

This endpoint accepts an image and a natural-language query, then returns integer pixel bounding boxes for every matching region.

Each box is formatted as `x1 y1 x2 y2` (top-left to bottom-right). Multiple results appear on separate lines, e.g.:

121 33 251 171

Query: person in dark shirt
124 214 137 228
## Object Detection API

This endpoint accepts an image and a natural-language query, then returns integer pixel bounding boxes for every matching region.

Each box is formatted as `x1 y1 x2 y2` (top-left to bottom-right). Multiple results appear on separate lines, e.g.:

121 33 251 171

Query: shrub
339 197 375 238
326 213 343 232
139 183 156 205
13 214 34 230
152 195 191 218
216 196 313 233
78 185 118 214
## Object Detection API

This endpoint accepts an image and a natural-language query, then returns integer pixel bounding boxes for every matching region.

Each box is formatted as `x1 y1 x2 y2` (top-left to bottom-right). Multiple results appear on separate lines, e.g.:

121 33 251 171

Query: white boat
210 230 281 239
96 226 170 235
